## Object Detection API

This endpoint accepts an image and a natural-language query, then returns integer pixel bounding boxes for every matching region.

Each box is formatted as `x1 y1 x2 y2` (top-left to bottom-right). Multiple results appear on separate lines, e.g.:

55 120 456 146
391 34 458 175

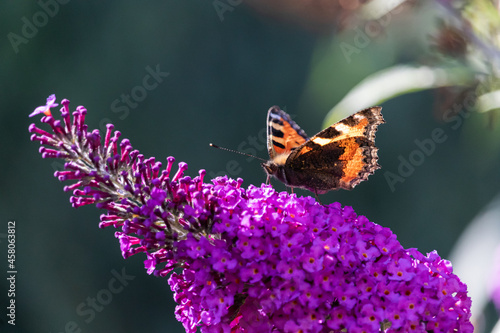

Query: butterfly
261 106 385 195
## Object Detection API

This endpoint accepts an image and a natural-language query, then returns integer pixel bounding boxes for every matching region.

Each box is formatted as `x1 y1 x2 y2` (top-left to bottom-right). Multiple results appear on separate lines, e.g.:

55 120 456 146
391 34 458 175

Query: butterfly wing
286 106 384 191
266 106 308 159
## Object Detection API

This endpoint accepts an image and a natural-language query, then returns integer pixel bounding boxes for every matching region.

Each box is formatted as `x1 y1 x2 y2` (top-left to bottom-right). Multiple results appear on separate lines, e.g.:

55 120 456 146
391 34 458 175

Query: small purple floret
29 94 59 117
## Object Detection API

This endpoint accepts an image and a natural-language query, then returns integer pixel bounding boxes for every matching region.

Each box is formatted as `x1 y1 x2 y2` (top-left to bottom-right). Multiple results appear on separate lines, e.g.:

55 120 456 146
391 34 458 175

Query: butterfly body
262 106 384 194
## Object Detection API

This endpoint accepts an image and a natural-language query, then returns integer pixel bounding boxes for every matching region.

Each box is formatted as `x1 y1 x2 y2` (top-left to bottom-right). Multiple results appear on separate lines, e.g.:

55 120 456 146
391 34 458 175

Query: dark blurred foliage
0 1 499 332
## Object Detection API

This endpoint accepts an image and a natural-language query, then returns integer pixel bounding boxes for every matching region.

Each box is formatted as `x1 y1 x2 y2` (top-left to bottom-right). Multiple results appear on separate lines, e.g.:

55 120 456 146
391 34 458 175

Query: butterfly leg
314 189 323 205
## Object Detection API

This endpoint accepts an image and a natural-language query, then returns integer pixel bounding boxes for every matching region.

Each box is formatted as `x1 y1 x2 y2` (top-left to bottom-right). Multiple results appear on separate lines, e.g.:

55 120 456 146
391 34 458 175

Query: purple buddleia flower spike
29 95 474 333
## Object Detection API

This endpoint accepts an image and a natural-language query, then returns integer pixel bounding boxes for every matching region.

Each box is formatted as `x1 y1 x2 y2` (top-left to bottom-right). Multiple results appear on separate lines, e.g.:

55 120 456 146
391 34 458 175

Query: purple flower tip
29 94 59 117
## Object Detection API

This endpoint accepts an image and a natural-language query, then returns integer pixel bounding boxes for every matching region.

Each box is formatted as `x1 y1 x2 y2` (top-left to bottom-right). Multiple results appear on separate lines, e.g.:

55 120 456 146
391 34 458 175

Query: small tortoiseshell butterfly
261 106 384 195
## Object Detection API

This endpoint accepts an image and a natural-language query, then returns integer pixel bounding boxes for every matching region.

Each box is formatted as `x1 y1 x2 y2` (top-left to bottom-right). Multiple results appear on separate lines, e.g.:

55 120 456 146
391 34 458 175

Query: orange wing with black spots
266 106 308 159
262 106 384 194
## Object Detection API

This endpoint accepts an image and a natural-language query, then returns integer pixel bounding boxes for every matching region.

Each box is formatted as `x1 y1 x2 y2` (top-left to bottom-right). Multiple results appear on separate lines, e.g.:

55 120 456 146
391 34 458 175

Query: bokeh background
1 1 500 332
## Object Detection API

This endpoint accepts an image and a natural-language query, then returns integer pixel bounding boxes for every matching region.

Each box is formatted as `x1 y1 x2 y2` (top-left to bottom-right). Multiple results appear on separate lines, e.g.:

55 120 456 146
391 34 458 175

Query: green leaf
323 64 474 126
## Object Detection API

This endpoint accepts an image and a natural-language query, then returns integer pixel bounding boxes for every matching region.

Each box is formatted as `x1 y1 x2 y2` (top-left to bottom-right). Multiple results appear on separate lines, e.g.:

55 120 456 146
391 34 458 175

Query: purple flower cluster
167 185 473 332
29 96 473 332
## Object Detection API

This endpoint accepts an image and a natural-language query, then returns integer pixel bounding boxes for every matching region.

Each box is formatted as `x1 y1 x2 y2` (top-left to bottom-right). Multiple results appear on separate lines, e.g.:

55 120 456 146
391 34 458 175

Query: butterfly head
261 154 289 184
261 160 278 177
262 160 282 184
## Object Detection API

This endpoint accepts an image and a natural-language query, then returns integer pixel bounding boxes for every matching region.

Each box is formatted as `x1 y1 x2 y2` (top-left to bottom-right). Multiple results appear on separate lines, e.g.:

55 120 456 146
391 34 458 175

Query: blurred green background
1 1 499 332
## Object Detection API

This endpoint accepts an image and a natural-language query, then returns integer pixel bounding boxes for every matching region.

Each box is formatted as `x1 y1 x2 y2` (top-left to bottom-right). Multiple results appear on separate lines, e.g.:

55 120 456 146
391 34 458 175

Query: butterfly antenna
209 143 267 162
